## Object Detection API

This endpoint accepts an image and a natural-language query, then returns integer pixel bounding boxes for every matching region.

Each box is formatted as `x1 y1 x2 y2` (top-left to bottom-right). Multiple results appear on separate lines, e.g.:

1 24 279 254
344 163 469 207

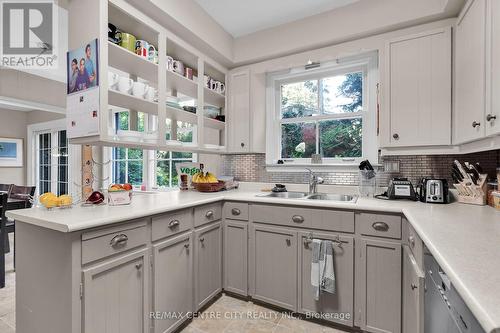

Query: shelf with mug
166 69 198 98
108 89 159 115
165 104 198 125
108 41 158 83
204 87 226 108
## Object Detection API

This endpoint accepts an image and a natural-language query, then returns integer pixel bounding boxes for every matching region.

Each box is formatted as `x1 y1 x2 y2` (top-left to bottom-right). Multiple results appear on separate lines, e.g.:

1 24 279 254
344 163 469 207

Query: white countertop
6 184 500 333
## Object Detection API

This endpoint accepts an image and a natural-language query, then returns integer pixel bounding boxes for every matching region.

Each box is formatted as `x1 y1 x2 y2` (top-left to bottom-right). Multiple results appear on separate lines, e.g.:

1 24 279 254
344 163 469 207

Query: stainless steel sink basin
258 191 308 199
257 192 358 203
306 193 358 202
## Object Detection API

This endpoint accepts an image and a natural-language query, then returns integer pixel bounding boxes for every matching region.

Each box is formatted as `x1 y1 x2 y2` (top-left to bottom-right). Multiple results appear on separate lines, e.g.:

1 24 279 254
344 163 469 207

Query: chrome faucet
306 168 324 194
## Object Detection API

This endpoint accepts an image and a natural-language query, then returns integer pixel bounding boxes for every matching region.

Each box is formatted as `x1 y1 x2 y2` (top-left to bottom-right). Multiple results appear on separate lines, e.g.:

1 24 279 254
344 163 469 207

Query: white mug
173 60 184 75
145 86 157 101
118 77 133 94
166 56 174 71
108 72 119 90
216 81 225 94
204 75 211 88
132 81 147 98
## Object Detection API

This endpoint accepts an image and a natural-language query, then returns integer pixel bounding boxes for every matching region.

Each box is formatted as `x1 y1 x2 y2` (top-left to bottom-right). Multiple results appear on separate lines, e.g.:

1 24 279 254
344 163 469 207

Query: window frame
266 53 379 169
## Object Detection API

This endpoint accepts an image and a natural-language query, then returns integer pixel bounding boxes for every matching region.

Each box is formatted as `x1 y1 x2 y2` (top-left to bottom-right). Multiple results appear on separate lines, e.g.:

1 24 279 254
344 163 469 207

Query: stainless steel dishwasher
424 251 484 333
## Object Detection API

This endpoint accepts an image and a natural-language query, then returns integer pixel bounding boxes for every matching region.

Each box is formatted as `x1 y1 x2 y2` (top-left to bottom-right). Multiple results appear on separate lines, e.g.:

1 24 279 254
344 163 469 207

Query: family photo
66 39 99 94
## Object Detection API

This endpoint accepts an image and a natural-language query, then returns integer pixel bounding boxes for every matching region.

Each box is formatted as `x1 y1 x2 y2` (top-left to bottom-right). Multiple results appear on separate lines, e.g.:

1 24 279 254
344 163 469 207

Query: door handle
110 234 128 248
372 222 389 232
168 220 180 228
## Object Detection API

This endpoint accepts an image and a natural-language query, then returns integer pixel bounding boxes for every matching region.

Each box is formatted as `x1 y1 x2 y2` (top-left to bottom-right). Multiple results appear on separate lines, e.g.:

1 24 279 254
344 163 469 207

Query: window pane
113 161 127 184
156 151 170 160
116 112 129 130
58 164 67 183
39 149 50 165
156 160 170 187
281 80 319 119
113 147 127 160
40 181 50 194
321 72 363 114
57 182 68 196
319 118 362 158
40 133 51 149
58 130 67 148
128 148 143 160
138 112 145 132
127 161 143 185
177 121 194 143
281 122 316 158
172 151 192 159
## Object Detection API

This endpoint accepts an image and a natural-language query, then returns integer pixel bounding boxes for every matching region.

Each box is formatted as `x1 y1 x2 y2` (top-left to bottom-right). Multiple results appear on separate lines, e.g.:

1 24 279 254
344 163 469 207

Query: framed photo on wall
0 138 23 167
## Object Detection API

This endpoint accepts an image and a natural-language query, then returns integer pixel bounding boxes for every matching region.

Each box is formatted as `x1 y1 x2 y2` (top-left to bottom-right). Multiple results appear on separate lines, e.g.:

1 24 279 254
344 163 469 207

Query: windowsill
265 163 381 173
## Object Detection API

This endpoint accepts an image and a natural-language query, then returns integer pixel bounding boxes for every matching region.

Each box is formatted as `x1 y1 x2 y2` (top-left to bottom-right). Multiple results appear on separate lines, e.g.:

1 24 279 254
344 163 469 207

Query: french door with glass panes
36 130 69 196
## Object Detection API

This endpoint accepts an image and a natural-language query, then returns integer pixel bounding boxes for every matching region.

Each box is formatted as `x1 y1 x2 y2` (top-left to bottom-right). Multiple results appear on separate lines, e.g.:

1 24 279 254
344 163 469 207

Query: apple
86 191 105 204
122 183 133 191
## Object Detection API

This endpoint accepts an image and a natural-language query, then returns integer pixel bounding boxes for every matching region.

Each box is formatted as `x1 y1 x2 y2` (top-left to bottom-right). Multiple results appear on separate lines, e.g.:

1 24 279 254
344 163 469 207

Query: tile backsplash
221 150 500 187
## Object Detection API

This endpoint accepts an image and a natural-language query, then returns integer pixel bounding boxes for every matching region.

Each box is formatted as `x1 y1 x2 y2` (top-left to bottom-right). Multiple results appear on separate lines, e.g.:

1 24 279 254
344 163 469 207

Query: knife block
455 174 487 205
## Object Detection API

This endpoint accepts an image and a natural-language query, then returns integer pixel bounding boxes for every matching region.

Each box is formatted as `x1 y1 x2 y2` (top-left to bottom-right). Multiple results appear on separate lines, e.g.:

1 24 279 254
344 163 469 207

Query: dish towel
311 239 336 301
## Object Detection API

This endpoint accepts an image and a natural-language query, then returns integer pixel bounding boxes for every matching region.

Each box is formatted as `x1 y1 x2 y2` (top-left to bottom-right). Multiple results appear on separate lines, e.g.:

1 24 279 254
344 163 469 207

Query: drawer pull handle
205 210 214 218
292 215 304 223
110 234 128 248
168 220 180 228
231 208 241 216
372 222 389 232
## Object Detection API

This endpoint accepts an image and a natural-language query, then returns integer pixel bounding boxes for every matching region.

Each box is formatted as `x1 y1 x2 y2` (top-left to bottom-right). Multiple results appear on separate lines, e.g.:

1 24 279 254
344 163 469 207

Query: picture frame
0 138 23 167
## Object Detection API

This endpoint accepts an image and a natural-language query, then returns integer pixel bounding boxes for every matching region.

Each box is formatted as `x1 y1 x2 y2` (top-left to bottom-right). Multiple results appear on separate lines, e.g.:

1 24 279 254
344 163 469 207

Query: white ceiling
194 0 360 37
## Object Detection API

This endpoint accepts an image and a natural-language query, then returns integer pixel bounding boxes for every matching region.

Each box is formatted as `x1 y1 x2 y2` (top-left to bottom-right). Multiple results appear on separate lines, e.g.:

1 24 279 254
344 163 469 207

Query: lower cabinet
195 221 222 310
153 231 193 333
223 219 248 296
298 231 355 327
82 249 149 333
355 238 402 333
250 224 298 311
402 245 424 333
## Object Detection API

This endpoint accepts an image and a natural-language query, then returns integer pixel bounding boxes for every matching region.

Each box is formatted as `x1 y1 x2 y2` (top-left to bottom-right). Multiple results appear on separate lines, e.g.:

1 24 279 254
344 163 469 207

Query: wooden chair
0 193 8 288
9 185 35 207
0 184 12 196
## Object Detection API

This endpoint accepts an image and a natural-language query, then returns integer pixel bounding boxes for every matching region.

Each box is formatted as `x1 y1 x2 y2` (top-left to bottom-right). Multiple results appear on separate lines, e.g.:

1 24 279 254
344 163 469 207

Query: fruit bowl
192 181 225 192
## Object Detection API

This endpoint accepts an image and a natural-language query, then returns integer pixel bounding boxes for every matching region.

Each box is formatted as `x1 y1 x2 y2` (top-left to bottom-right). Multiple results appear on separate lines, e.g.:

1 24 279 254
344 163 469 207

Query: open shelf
204 117 225 130
204 87 226 108
108 89 158 115
166 70 198 98
108 42 158 83
165 105 197 124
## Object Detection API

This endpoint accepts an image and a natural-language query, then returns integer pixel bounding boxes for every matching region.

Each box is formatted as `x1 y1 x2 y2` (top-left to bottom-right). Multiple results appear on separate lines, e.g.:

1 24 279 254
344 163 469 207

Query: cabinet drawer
152 208 193 241
251 204 313 228
82 220 147 265
251 204 354 232
224 202 249 221
356 212 402 239
194 202 222 227
406 219 423 270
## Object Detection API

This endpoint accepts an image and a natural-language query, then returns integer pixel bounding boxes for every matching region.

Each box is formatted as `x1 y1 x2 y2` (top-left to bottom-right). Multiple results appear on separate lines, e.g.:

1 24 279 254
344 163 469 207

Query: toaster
419 178 449 204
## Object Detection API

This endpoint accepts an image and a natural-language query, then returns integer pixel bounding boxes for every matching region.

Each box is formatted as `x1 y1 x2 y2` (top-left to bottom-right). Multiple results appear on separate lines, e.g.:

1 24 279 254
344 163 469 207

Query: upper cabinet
487 0 500 136
227 69 250 153
455 0 487 144
385 27 452 147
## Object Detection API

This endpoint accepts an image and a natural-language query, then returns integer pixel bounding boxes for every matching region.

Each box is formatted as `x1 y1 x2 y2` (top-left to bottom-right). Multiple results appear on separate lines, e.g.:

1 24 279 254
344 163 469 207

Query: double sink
257 191 358 203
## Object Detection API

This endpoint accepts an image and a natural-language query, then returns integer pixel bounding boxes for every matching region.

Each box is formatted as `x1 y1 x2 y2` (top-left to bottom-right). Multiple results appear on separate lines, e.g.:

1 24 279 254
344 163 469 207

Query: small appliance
375 177 417 201
419 178 449 204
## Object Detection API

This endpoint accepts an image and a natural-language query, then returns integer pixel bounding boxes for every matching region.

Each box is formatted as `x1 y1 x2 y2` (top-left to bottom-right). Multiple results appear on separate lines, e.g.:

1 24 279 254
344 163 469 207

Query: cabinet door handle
472 121 481 128
285 239 291 246
231 208 241 216
135 263 142 270
411 283 418 290
487 114 497 122
110 234 128 248
168 220 180 228
372 222 389 232
205 210 214 219
408 235 415 248
393 133 399 140
199 237 205 242
241 142 245 148
292 215 304 223
184 243 190 249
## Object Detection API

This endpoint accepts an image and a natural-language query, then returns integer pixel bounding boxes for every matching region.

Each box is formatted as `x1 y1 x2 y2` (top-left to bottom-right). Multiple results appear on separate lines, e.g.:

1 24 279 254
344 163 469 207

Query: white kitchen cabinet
386 27 452 147
227 69 251 152
402 245 425 333
486 0 500 135
455 0 487 144
82 249 149 333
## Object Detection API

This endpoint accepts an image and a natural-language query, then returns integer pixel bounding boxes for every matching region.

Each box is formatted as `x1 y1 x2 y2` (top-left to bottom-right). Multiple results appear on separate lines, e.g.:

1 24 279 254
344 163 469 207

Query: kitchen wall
0 109 64 185
221 150 500 187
